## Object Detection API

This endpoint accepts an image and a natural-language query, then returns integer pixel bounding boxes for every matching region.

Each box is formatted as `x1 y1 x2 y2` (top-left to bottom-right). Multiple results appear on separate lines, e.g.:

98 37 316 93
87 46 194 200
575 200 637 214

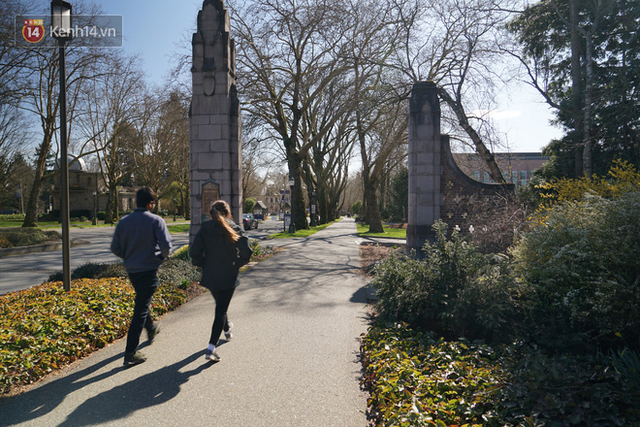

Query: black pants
125 270 159 354
209 287 235 346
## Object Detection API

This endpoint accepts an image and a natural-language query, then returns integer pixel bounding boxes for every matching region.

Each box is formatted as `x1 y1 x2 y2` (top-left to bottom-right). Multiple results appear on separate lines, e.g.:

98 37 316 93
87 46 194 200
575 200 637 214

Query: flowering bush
534 160 640 213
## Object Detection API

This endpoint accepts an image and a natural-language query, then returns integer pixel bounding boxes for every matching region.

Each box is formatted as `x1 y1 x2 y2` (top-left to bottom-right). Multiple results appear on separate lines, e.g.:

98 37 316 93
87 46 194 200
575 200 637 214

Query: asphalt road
0 218 369 426
0 219 283 296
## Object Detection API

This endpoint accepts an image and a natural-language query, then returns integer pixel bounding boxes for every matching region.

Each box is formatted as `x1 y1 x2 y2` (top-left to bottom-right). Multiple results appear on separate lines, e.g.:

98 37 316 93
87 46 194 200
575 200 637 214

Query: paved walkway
0 219 370 427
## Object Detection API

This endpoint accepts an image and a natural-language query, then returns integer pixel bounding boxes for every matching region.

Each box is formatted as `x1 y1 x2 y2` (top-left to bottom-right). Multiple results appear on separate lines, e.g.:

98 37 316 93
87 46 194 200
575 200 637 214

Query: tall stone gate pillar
190 0 242 241
407 81 441 256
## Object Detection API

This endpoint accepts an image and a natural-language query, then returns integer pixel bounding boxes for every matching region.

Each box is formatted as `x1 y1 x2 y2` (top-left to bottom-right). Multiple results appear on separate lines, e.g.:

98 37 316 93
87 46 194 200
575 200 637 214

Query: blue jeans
125 270 159 354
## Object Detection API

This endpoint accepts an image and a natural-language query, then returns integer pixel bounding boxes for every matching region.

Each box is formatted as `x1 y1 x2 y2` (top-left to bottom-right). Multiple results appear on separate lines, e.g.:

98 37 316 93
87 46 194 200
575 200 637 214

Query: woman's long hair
210 200 240 242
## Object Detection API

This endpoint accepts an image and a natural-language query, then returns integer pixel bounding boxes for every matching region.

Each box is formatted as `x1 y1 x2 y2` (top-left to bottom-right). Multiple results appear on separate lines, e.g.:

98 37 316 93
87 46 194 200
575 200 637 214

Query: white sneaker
224 321 234 340
205 349 220 362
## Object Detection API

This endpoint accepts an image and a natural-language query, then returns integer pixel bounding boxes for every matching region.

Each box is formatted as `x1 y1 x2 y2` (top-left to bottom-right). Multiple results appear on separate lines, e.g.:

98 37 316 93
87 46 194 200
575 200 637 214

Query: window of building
520 170 527 186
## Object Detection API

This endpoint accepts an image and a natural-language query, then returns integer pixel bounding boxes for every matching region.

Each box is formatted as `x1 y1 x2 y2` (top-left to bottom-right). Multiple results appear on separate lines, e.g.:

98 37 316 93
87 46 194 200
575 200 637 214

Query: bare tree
79 54 146 223
156 89 191 217
343 0 407 232
391 0 520 184
16 2 118 227
233 0 351 230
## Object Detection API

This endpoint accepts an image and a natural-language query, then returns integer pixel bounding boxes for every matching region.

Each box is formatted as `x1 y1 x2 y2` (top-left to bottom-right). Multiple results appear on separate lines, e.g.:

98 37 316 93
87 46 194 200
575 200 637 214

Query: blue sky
102 0 201 84
93 1 562 153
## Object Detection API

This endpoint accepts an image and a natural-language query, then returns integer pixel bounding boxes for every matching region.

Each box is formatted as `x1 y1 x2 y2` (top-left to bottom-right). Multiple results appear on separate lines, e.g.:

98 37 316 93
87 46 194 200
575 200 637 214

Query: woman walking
190 200 253 362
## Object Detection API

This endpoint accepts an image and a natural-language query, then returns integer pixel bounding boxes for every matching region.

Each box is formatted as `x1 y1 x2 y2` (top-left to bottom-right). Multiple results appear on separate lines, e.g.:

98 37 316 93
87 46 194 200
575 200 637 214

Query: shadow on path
0 351 212 426
58 351 212 427
0 352 124 426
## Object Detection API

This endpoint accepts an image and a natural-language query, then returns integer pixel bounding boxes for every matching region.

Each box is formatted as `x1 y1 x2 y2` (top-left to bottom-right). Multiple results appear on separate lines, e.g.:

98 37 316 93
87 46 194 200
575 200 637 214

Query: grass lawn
356 223 407 239
269 219 339 239
166 223 190 233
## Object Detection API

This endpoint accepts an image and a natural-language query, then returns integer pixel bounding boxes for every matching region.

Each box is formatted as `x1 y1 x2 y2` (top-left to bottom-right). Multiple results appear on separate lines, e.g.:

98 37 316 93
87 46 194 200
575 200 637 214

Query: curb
0 240 89 258
356 238 406 247
0 242 63 258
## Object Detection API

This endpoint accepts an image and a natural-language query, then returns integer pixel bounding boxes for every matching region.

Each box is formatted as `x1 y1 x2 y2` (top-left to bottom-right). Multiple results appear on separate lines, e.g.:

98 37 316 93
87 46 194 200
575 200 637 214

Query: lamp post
310 189 316 227
173 197 177 222
52 0 72 291
287 175 295 233
92 190 97 225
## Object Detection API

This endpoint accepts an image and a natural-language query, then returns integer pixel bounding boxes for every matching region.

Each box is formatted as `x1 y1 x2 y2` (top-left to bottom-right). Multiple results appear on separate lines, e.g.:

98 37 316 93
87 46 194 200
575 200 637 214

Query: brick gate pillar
189 0 242 242
406 81 441 256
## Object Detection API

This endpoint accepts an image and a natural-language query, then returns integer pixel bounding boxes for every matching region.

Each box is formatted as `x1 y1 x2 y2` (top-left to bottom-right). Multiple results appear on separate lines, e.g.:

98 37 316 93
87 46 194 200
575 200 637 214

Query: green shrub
157 259 201 287
47 259 201 289
371 221 521 343
512 191 640 351
610 349 640 392
0 228 61 248
0 214 23 221
70 209 91 219
48 262 127 282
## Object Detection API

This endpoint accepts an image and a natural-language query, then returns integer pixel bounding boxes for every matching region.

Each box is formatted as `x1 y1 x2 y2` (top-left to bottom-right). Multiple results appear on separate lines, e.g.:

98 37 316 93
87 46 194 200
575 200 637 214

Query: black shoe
148 325 161 345
123 351 147 366
224 321 234 340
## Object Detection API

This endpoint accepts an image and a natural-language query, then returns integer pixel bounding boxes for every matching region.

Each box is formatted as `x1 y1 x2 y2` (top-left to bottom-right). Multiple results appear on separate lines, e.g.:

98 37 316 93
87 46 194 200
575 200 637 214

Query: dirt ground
359 244 399 276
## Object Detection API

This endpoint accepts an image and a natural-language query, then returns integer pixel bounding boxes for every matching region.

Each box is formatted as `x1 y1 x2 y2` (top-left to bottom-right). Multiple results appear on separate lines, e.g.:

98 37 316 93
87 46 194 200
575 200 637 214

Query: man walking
111 186 172 366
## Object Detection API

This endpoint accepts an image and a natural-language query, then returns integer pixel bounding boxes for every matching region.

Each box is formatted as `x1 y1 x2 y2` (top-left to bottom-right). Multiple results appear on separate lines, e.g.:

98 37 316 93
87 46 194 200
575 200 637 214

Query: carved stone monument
406 81 441 256
189 0 242 241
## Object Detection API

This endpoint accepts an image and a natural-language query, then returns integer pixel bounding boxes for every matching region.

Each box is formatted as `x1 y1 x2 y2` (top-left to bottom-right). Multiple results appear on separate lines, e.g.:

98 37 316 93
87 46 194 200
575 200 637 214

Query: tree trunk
22 130 54 228
437 87 506 184
104 181 118 224
570 0 584 177
363 172 384 233
287 157 308 231
582 32 594 177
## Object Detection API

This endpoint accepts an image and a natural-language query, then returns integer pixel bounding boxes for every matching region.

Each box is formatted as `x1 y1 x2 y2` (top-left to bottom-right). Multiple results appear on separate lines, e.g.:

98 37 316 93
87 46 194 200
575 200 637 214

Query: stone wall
440 135 514 232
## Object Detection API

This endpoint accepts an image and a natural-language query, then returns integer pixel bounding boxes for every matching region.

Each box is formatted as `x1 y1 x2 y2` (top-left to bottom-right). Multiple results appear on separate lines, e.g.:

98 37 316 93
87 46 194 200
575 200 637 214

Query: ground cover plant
0 278 186 395
361 325 638 426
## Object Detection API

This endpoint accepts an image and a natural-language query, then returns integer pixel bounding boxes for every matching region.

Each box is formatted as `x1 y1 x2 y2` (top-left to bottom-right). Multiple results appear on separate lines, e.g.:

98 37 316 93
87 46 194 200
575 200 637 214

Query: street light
92 189 97 225
52 0 72 291
287 174 295 234
173 197 177 222
310 189 316 226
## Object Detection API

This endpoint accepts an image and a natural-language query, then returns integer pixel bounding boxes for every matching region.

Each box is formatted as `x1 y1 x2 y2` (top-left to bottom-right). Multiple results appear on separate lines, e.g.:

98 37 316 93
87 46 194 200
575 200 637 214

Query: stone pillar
190 0 242 241
406 81 441 256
